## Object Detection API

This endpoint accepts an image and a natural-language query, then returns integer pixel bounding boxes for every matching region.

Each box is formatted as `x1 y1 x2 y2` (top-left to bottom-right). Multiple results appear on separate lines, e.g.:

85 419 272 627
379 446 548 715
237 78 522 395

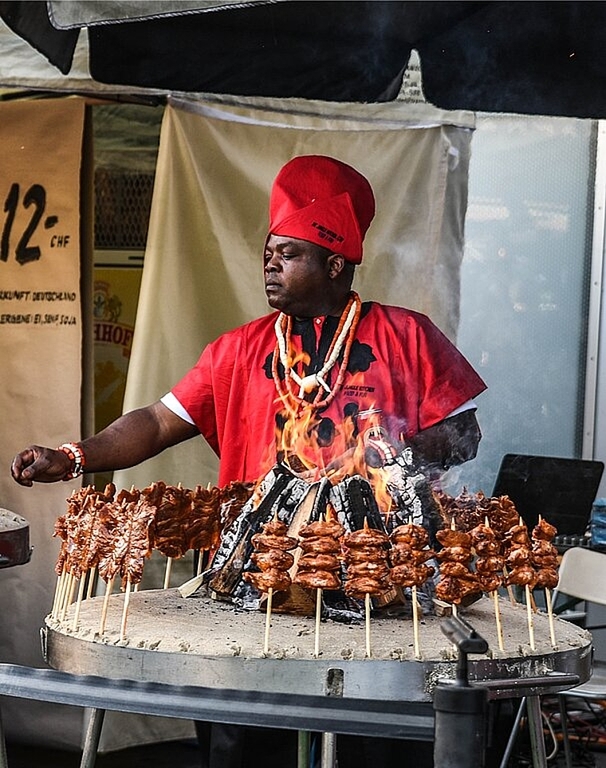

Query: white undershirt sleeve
160 392 195 425
446 399 477 419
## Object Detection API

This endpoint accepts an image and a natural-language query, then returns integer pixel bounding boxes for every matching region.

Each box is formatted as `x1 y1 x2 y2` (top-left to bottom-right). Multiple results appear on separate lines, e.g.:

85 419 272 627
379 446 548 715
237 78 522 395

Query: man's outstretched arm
11 401 199 486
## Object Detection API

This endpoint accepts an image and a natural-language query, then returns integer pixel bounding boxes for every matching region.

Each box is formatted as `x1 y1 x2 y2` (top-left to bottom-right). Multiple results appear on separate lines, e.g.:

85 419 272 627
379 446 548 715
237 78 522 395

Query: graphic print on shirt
263 308 378 456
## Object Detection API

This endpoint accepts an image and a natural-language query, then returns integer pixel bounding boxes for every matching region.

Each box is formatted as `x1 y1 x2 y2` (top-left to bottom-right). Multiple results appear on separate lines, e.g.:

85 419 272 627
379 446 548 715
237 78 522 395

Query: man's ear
327 253 346 279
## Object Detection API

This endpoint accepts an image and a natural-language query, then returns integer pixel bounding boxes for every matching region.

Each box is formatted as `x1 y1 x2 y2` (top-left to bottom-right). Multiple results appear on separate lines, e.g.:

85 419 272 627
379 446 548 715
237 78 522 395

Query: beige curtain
115 94 475 494
0 98 87 747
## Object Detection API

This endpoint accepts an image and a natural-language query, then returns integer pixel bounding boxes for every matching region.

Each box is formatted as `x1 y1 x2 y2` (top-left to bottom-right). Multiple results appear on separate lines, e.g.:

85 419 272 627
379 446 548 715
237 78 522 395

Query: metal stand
0 707 7 768
435 616 555 768
558 695 574 768
0 624 586 768
433 615 489 768
0 662 437 767
498 694 551 768
320 733 336 768
297 730 310 768
80 708 105 768
526 695 548 768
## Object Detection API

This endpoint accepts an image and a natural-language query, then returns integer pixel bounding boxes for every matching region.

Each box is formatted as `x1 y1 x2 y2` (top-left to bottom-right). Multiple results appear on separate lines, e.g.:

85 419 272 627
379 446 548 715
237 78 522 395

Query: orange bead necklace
272 291 362 415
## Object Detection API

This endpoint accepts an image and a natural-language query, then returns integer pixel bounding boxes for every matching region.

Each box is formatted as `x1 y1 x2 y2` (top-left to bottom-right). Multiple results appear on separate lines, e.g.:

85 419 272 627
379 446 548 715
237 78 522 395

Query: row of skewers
50 480 252 639
49 480 561 657
243 495 561 658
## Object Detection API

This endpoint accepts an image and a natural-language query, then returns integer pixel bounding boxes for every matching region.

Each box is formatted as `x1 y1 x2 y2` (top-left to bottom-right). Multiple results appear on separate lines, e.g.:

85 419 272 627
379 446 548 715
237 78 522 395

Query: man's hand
11 445 72 486
407 410 482 474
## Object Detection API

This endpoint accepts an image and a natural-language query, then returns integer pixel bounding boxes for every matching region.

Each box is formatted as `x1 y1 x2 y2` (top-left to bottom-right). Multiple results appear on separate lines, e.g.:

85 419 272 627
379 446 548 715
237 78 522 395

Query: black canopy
2 0 606 118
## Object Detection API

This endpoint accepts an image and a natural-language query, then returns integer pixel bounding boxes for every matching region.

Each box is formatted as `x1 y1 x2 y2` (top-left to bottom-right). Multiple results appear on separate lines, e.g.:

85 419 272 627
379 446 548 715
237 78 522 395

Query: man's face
264 235 334 317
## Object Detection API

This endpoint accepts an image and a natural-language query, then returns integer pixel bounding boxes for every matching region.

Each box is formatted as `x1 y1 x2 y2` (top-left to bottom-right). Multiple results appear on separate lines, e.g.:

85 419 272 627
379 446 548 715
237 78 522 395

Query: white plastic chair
551 547 606 768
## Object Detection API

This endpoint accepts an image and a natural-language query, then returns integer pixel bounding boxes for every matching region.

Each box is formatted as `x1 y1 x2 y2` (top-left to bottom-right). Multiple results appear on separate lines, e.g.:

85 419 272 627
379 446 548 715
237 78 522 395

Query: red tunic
169 302 487 486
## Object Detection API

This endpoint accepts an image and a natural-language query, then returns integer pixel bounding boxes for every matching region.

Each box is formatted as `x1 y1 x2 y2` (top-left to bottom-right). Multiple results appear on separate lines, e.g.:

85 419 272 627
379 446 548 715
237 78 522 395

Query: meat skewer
117 486 158 640
531 515 559 647
435 519 477 617
343 518 390 658
243 514 298 654
51 512 69 619
50 484 116 623
149 483 190 589
53 486 90 621
471 519 505 652
96 496 128 634
388 522 435 659
294 508 344 657
504 518 536 650
189 482 221 576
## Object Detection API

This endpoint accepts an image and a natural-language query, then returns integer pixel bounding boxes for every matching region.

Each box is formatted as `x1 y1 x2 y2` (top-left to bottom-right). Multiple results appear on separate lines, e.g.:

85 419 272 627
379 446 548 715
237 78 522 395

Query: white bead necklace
274 292 362 400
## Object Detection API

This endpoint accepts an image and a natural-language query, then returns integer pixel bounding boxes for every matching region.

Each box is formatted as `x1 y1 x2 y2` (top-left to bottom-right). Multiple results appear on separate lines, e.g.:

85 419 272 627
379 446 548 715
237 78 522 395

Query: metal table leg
79 708 105 768
558 695 573 768
320 732 336 768
297 730 310 768
498 698 526 768
0 706 7 768
525 696 547 768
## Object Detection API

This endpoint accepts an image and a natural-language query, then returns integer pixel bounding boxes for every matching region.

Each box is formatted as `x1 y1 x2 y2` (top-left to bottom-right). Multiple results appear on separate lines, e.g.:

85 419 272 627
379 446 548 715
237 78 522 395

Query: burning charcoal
208 465 312 607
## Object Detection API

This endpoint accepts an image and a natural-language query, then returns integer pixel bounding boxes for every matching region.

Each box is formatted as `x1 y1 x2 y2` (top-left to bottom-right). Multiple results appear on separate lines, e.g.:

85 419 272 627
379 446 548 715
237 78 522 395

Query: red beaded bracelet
57 442 86 481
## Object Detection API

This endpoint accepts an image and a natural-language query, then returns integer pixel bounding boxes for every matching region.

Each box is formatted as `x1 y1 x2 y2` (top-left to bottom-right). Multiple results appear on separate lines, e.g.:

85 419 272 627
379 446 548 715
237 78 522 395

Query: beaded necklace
272 291 362 415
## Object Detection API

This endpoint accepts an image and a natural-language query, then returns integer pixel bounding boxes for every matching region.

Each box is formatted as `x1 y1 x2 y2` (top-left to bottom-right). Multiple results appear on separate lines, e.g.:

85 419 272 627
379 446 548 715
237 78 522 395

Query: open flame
272 399 399 522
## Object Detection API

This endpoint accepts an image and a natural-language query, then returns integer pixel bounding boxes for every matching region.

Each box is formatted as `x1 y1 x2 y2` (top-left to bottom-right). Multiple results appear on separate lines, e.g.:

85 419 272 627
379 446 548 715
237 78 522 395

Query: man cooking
11 154 487 767
12 154 485 488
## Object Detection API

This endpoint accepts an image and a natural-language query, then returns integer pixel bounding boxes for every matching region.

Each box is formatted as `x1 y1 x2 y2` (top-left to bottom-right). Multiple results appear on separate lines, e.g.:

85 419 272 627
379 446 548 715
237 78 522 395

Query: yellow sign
93 267 142 432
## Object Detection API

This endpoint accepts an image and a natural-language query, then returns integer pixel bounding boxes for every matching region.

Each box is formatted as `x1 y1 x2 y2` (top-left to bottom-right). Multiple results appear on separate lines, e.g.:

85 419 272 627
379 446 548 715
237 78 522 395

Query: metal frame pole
0 706 7 768
297 730 310 768
79 707 105 768
525 695 548 768
320 732 336 768
583 120 606 460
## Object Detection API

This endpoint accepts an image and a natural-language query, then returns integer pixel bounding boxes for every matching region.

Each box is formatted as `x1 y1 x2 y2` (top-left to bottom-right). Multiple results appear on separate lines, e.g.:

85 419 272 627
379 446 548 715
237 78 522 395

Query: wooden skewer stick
51 569 66 619
525 584 536 651
99 577 114 635
55 572 68 621
502 565 517 605
163 557 173 589
529 590 538 613
482 516 505 652
57 569 71 620
263 587 273 655
545 587 557 648
60 572 77 622
365 592 372 658
314 588 323 658
51 573 60 618
534 514 558 647
412 585 421 659
449 517 459 620
71 574 87 631
86 567 97 599
492 590 505 652
120 578 132 641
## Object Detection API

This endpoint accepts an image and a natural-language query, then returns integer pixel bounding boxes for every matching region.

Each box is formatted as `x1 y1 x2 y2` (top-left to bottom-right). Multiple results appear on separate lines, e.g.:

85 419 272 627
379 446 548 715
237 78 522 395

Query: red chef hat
268 155 376 264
